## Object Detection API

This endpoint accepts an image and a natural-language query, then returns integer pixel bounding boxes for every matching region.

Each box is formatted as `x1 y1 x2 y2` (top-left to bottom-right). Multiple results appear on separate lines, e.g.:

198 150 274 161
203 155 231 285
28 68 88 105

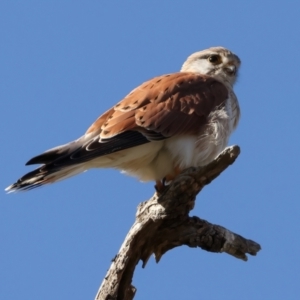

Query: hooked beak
224 64 236 76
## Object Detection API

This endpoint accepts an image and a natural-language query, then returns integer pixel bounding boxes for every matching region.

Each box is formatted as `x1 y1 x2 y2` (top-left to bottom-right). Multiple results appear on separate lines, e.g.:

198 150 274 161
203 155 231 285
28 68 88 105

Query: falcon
5 47 241 193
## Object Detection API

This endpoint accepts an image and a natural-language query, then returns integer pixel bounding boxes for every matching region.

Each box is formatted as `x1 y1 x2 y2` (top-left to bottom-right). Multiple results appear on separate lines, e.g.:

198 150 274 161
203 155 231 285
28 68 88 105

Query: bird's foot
155 180 166 195
154 167 182 195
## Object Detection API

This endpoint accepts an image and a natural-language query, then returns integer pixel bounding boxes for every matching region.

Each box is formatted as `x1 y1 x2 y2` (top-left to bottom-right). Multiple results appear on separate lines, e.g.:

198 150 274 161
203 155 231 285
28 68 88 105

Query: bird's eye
208 55 221 64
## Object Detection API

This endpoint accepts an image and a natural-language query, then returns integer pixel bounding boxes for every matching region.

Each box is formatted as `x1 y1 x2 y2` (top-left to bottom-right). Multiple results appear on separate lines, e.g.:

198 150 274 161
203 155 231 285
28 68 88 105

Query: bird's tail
6 129 150 193
5 139 87 193
5 163 86 193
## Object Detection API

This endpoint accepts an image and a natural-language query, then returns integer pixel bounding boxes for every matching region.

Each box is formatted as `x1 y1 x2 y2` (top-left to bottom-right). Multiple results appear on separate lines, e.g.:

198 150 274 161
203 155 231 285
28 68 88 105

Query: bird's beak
224 64 236 76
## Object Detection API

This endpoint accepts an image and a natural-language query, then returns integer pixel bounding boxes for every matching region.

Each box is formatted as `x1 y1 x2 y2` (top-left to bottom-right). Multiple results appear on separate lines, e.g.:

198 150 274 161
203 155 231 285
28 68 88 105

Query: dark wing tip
26 150 63 165
26 156 42 165
25 139 84 166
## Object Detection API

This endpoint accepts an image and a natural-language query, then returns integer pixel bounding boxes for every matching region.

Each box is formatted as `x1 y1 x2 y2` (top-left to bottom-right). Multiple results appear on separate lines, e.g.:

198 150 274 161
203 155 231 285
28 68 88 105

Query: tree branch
95 145 261 300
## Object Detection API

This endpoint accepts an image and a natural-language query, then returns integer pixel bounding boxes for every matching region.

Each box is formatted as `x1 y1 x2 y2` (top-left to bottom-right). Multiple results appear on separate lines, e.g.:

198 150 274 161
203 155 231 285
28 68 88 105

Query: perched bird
5 47 241 193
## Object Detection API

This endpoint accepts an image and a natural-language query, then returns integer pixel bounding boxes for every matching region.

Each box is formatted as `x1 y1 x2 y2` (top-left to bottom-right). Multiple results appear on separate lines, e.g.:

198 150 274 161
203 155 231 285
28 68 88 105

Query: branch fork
95 146 261 300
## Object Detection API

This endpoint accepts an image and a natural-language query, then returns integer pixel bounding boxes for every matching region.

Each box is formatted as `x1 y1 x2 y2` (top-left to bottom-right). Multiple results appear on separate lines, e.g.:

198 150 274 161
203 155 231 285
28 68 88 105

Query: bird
5 46 241 193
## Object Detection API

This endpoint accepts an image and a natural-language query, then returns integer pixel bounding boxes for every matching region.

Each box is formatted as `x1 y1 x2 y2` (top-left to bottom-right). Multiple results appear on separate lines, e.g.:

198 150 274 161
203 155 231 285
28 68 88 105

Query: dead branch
95 145 261 300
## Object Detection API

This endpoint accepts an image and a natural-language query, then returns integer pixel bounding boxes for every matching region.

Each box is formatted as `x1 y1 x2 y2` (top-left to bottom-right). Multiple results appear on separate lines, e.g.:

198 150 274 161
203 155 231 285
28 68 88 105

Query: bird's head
181 47 241 86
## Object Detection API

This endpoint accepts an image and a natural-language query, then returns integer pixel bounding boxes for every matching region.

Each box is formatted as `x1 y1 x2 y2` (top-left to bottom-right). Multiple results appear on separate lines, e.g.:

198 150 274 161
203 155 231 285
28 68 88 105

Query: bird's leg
155 180 165 194
154 166 181 194
164 166 181 185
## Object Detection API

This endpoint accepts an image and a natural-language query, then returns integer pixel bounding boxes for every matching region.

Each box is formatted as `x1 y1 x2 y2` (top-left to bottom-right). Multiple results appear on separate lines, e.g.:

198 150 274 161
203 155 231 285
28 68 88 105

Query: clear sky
1 1 299 299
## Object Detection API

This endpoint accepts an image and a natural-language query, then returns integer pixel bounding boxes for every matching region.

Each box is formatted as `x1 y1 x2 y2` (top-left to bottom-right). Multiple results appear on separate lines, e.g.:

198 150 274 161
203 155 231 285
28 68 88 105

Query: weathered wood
95 146 261 300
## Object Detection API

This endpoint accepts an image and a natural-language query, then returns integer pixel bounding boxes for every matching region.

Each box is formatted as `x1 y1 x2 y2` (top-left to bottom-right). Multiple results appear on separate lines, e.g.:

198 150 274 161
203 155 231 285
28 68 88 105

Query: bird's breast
165 95 239 169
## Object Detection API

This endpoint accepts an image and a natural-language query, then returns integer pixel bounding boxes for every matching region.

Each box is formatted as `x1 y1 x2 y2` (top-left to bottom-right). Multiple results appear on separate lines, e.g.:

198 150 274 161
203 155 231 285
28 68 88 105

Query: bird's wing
27 72 228 167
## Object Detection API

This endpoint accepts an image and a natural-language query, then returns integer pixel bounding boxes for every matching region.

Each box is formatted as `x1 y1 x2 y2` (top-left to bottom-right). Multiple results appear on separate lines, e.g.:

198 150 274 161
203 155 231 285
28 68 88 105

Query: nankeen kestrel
6 47 241 193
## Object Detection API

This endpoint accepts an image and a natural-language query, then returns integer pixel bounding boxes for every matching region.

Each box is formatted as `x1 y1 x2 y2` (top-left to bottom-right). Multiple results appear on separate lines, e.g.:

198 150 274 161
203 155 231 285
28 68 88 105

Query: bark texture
95 145 261 300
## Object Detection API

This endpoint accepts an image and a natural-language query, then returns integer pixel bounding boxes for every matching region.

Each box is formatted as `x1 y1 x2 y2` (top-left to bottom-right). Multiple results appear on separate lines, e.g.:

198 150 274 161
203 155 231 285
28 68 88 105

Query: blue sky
1 1 300 299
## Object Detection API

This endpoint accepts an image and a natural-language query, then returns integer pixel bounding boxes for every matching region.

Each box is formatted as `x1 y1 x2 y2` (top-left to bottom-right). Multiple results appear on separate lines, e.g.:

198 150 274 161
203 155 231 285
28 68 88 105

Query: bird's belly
120 131 228 182
165 134 227 170
90 140 173 181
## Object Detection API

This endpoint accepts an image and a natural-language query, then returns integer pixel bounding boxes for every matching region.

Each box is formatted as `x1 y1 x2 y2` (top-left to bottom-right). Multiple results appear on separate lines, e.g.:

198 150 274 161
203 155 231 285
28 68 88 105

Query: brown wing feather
86 72 228 140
